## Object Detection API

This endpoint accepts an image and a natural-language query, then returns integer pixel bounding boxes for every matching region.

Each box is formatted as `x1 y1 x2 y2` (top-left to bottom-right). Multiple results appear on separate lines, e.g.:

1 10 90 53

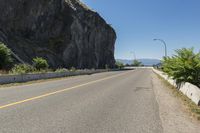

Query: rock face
0 0 116 69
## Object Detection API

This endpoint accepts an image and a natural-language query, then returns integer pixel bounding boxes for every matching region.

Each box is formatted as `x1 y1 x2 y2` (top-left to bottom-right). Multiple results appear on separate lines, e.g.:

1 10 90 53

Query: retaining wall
0 70 107 85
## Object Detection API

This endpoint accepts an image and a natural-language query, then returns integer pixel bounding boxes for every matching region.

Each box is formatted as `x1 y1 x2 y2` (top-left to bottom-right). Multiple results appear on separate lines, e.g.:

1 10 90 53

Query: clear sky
82 0 200 60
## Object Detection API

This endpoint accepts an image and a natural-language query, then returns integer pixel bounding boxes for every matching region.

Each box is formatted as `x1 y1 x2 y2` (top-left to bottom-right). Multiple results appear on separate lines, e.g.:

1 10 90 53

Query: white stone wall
153 68 200 105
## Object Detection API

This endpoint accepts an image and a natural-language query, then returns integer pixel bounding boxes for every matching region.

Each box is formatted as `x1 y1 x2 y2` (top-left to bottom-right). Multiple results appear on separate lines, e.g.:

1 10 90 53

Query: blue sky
82 0 200 59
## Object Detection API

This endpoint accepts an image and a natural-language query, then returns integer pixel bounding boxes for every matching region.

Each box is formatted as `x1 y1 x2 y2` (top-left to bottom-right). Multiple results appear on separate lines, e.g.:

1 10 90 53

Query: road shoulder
151 72 200 133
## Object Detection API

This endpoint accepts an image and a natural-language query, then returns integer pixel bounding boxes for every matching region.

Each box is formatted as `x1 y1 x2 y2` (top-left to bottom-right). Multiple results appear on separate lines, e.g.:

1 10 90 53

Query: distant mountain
116 59 161 66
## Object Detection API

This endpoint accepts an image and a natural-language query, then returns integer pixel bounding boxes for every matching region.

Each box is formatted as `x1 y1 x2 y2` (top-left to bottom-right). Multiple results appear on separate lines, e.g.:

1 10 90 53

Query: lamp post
153 39 167 58
130 51 136 60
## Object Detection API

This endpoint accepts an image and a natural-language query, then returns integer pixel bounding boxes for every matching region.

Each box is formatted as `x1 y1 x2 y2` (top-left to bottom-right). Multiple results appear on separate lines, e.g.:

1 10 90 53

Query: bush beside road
153 48 200 106
162 48 200 88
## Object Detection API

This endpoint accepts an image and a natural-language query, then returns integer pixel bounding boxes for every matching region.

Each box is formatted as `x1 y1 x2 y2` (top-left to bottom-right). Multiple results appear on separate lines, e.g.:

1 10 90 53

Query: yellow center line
0 71 131 110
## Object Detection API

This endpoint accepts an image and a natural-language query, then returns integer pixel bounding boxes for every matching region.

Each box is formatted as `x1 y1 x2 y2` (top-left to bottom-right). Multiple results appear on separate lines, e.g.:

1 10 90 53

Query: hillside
0 0 116 69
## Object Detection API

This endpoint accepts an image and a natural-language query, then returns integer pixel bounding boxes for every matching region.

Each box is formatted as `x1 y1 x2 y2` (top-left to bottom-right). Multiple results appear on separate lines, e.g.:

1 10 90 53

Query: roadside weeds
155 73 200 121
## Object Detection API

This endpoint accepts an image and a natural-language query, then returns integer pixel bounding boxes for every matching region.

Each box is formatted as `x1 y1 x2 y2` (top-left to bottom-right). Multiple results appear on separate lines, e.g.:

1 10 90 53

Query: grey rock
0 0 116 69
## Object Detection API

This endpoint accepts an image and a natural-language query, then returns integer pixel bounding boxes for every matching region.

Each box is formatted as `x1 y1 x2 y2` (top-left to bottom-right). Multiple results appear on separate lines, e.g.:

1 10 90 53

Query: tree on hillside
0 42 13 69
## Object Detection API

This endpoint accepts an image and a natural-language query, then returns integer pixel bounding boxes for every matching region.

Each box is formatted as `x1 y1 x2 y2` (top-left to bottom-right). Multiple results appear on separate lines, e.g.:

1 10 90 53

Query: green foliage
115 61 124 69
162 48 200 88
10 64 35 74
0 42 13 69
33 57 49 70
132 59 143 67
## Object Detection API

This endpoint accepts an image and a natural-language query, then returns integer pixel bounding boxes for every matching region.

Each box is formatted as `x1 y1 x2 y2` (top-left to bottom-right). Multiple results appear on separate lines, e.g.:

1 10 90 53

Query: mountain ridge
116 58 161 66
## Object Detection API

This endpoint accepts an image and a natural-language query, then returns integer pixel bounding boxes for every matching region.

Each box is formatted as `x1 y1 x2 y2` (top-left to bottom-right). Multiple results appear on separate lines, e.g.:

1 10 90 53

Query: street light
130 51 136 60
153 39 167 58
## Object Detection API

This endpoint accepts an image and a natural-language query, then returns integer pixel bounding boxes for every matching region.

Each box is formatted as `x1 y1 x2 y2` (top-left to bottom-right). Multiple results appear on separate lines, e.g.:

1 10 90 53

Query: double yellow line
0 71 130 110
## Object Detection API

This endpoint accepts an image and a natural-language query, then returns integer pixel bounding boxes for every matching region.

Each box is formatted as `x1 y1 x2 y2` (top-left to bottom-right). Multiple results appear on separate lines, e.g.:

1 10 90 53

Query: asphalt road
0 69 163 133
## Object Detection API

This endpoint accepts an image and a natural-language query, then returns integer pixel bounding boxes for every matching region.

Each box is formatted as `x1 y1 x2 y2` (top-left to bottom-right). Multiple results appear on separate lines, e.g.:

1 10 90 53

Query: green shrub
162 48 200 88
115 61 124 69
132 59 143 67
33 57 49 70
10 64 35 74
0 42 13 69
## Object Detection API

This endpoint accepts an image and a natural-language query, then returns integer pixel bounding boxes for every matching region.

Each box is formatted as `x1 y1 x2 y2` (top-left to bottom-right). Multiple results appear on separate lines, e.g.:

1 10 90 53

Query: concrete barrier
153 68 200 105
0 70 107 85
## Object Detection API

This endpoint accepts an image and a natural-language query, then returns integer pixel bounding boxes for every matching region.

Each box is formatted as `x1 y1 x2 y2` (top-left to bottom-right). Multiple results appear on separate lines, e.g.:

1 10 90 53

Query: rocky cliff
0 0 116 69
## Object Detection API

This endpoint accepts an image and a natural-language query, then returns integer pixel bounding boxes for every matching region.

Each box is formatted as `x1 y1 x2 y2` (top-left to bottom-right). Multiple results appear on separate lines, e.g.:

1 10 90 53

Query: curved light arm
153 39 167 57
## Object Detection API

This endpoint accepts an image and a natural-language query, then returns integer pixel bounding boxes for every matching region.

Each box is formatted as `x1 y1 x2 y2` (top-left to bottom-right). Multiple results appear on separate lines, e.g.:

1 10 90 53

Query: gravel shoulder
151 72 200 133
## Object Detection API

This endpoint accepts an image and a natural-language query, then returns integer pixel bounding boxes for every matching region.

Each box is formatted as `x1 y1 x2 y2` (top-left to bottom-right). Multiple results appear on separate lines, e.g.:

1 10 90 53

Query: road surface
0 69 198 133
